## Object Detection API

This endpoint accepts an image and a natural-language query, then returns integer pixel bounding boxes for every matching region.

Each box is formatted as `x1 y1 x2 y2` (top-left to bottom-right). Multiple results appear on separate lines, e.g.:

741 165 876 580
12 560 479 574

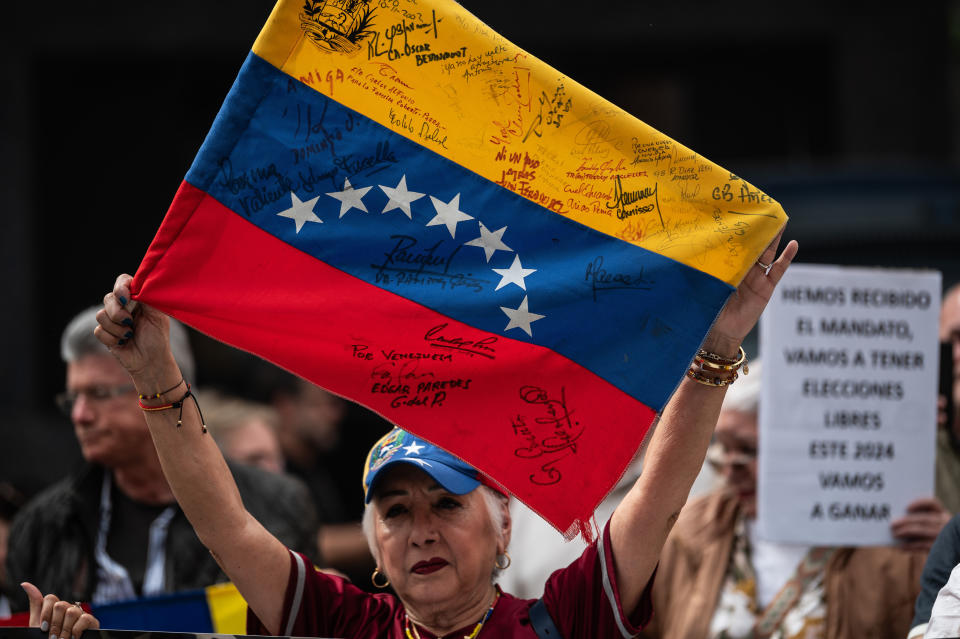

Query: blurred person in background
905 283 960 638
912 516 960 638
199 390 285 474
643 361 932 639
267 372 380 587
3 306 319 611
271 374 349 523
935 283 960 514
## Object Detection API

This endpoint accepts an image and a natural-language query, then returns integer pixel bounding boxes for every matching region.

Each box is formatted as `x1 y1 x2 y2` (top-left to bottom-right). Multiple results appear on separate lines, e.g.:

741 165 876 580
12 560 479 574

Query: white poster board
758 263 940 545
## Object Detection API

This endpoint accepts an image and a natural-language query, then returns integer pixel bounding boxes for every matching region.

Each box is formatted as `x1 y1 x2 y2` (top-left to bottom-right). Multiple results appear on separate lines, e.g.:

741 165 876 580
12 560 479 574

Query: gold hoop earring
371 567 390 588
495 551 511 570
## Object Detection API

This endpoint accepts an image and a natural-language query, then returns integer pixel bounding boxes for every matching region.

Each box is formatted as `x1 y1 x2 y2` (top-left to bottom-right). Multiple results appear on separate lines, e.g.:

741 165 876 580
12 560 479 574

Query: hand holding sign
891 497 952 551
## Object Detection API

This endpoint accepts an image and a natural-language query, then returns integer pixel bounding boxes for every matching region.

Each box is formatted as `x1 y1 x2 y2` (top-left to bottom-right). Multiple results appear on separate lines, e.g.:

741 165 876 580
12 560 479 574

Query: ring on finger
72 602 83 610
756 259 772 271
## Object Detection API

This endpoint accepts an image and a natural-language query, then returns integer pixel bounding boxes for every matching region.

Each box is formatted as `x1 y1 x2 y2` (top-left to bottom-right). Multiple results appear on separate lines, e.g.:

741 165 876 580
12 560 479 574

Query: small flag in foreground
91 583 247 634
131 0 786 538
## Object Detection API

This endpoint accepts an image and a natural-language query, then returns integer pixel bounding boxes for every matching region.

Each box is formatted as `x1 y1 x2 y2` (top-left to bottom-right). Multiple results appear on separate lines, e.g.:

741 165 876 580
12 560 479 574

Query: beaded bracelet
686 367 739 387
138 378 184 401
138 382 207 433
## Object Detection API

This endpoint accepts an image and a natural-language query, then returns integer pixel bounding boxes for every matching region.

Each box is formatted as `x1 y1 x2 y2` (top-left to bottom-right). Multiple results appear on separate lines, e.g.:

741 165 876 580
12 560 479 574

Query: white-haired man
4 306 319 610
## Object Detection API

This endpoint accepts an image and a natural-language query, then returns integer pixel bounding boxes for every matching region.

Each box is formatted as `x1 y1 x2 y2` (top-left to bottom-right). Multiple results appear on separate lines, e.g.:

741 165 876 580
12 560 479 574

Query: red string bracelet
138 382 207 433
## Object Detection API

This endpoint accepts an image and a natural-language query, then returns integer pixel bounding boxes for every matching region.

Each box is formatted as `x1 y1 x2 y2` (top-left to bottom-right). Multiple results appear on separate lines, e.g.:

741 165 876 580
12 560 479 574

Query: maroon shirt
248 521 652 638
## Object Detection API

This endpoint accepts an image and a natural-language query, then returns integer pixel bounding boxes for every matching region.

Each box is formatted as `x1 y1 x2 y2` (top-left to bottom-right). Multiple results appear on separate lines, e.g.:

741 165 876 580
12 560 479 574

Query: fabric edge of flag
183 52 275 194
252 0 304 68
131 181 207 299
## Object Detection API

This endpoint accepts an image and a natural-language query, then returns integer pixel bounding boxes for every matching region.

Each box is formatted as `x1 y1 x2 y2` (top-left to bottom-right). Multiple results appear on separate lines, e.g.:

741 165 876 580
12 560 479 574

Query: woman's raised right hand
94 274 180 386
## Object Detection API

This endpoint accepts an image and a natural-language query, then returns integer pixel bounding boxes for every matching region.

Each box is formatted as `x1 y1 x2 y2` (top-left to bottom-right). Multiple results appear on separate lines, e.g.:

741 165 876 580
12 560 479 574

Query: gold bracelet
688 346 748 386
695 346 747 371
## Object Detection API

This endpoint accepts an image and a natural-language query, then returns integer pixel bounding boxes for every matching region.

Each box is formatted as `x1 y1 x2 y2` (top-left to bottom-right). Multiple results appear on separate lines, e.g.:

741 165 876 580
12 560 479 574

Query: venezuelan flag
131 0 786 537
90 583 247 634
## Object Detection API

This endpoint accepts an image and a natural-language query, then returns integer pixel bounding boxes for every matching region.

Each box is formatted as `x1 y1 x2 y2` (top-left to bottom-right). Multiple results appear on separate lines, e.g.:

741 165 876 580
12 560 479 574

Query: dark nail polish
122 318 134 328
124 331 134 339
118 295 128 306
117 339 126 346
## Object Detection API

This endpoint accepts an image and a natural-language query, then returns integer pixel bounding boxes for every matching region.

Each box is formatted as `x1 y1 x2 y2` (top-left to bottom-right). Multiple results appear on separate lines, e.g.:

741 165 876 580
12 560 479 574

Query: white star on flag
403 441 425 455
276 191 323 233
492 255 537 290
500 295 545 337
465 221 512 262
327 178 372 218
426 193 474 238
379 175 425 218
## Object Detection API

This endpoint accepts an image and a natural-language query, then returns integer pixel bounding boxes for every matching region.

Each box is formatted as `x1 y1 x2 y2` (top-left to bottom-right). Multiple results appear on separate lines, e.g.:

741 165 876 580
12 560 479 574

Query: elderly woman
33 237 796 638
644 362 936 639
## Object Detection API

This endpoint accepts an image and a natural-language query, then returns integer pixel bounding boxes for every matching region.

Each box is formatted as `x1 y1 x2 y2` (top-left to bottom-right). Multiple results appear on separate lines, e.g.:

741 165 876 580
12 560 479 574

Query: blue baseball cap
363 427 491 502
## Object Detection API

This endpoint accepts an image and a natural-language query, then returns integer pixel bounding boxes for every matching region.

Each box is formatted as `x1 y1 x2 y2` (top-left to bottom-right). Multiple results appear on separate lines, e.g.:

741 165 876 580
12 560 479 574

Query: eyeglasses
55 384 137 415
705 441 757 470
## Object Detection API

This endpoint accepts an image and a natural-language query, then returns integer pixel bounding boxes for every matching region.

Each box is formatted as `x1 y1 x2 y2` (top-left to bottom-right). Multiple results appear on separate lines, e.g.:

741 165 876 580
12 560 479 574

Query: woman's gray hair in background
60 305 196 382
720 359 762 415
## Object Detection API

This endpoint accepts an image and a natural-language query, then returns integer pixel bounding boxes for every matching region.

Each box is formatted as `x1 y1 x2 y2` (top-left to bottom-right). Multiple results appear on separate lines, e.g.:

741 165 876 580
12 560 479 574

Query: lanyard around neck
91 472 176 603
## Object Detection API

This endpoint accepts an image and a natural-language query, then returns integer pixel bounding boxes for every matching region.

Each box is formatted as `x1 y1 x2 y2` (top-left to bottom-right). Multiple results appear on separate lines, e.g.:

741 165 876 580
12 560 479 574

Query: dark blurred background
2 1 958 497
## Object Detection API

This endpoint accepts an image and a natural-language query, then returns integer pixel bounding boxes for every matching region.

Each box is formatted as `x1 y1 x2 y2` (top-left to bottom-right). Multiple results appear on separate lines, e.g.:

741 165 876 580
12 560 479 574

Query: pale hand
21 582 100 639
94 273 181 389
890 497 952 551
704 230 799 357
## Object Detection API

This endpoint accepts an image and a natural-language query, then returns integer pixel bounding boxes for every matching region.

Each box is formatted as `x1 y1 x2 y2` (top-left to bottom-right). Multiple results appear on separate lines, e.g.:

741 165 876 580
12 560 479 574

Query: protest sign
758 263 940 545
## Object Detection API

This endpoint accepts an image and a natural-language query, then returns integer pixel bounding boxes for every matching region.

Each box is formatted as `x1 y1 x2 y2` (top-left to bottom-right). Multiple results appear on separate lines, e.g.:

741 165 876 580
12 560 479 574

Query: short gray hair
361 484 510 580
720 359 762 415
61 305 196 382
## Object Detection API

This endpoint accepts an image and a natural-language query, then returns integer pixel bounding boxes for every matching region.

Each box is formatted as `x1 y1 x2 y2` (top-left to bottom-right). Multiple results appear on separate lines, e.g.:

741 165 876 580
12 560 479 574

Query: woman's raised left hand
21 582 100 639
703 230 798 356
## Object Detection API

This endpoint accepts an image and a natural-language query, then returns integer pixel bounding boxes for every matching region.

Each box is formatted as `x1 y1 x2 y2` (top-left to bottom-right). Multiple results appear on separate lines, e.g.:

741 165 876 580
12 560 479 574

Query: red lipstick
411 558 449 574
